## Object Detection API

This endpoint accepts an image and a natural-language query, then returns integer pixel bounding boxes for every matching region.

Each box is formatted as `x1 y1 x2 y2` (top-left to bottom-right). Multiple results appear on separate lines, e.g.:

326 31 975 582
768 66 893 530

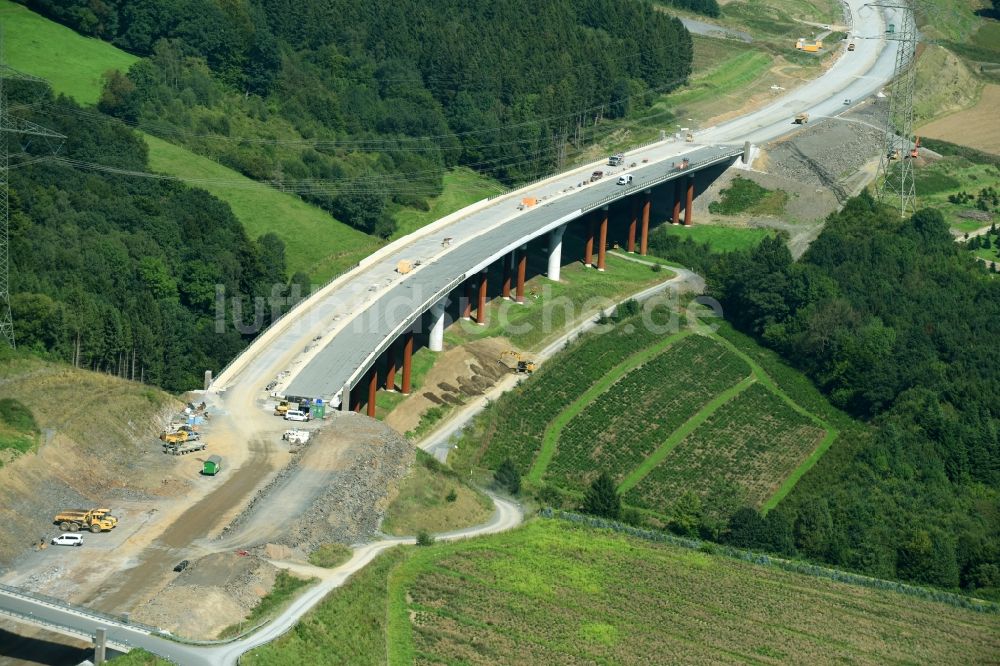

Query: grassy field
381 451 493 536
548 335 751 491
0 1 138 105
143 134 381 282
654 224 776 252
391 168 502 240
709 176 789 217
901 155 1000 232
244 520 1000 665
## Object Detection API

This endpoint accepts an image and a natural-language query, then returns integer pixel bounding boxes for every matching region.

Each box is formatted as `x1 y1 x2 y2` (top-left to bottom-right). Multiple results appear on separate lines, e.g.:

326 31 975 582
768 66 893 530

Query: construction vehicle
887 148 902 161
608 153 624 166
163 440 207 455
908 136 920 158
274 399 298 416
673 158 691 171
160 429 190 445
794 113 810 124
847 42 856 51
685 132 694 142
795 38 823 52
590 170 604 182
498 350 536 374
53 509 118 533
283 429 310 444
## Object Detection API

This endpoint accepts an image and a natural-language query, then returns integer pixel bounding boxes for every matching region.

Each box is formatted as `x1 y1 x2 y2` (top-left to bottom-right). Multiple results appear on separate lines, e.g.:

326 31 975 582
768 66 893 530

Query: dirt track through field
88 438 273 614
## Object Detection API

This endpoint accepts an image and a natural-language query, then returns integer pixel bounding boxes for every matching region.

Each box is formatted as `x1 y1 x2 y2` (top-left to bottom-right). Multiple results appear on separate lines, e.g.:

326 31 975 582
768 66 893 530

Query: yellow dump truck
53 509 118 533
160 429 189 444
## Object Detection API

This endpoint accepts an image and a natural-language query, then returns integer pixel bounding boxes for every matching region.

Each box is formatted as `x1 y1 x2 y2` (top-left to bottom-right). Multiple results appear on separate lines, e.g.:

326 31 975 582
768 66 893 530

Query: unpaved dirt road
90 437 272 613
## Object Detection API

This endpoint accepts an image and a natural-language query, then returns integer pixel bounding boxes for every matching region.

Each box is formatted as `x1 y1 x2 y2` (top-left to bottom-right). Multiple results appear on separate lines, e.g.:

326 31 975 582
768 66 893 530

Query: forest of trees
21 0 694 238
685 194 1000 599
6 82 294 391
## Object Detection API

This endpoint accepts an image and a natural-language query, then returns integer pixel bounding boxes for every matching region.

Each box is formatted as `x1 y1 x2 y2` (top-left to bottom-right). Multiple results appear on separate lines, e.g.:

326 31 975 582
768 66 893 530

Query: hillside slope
0 352 182 567
0 0 379 282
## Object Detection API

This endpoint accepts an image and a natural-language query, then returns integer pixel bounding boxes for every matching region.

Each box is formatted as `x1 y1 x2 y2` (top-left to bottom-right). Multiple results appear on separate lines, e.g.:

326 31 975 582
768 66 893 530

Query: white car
51 534 83 547
617 174 633 185
843 98 852 105
284 409 311 422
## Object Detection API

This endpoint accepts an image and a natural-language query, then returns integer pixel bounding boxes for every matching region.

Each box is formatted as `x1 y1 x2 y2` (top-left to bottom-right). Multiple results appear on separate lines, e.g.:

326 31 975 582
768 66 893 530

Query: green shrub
308 543 353 569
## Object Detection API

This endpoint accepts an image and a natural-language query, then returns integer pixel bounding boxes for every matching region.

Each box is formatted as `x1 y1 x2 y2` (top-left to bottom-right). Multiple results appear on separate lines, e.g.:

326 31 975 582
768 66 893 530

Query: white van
284 409 310 422
617 174 633 185
51 534 83 547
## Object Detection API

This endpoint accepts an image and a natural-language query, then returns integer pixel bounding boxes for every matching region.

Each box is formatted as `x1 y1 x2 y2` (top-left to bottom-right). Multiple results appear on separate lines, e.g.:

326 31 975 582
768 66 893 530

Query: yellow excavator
498 350 536 374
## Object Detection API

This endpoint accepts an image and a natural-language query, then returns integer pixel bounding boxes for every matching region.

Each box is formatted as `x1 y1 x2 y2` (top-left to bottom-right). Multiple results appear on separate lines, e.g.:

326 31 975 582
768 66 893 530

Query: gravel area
764 110 884 204
132 552 279 638
219 415 414 554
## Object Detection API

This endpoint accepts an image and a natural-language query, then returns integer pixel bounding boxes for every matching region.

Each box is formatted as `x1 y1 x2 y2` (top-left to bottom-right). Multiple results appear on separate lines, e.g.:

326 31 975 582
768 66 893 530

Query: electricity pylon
867 0 918 217
0 30 65 347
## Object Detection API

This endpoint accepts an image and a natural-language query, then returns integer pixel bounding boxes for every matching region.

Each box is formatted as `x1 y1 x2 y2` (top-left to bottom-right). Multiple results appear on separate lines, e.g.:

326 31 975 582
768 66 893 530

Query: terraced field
547 335 750 490
455 305 688 474
454 310 835 522
625 383 827 515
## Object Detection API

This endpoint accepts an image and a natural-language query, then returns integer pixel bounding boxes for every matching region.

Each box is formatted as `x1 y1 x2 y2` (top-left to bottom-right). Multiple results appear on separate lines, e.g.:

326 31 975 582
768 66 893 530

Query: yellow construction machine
498 350 536 374
53 508 118 533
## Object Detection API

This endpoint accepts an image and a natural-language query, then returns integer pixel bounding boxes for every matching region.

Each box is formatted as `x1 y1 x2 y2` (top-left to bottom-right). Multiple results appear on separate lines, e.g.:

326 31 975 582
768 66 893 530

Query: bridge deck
285 145 740 401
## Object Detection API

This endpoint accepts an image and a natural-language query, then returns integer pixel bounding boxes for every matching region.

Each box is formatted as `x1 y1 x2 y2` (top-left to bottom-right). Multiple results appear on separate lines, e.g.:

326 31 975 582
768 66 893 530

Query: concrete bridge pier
401 329 414 394
385 343 397 391
640 190 651 256
627 201 638 253
428 298 447 352
597 206 609 271
367 365 379 417
476 270 488 324
515 244 528 302
673 180 683 225
502 252 513 299
685 175 695 227
584 215 596 266
547 225 566 281
94 627 107 665
462 281 473 320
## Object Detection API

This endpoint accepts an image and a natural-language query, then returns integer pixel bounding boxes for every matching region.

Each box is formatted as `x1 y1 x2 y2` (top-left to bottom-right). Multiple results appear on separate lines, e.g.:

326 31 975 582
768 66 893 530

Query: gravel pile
765 115 883 203
279 421 413 549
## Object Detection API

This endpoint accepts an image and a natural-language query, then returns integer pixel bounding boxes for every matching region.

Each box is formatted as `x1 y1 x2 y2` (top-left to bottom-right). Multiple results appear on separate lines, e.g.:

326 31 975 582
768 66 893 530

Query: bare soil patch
385 338 514 434
132 552 279 638
920 84 1000 155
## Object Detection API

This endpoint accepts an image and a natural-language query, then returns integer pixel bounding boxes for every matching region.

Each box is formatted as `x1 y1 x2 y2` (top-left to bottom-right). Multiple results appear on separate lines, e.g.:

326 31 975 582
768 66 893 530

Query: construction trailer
202 455 223 476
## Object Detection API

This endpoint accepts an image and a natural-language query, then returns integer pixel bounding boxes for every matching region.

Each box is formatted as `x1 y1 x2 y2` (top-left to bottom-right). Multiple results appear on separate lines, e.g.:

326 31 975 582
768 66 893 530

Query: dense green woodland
20 0 693 237
6 83 294 390
650 194 999 599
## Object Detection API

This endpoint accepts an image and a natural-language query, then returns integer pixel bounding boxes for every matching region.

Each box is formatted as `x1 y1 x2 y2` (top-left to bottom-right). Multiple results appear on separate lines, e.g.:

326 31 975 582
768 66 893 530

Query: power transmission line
866 0 918 217
0 30 65 348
